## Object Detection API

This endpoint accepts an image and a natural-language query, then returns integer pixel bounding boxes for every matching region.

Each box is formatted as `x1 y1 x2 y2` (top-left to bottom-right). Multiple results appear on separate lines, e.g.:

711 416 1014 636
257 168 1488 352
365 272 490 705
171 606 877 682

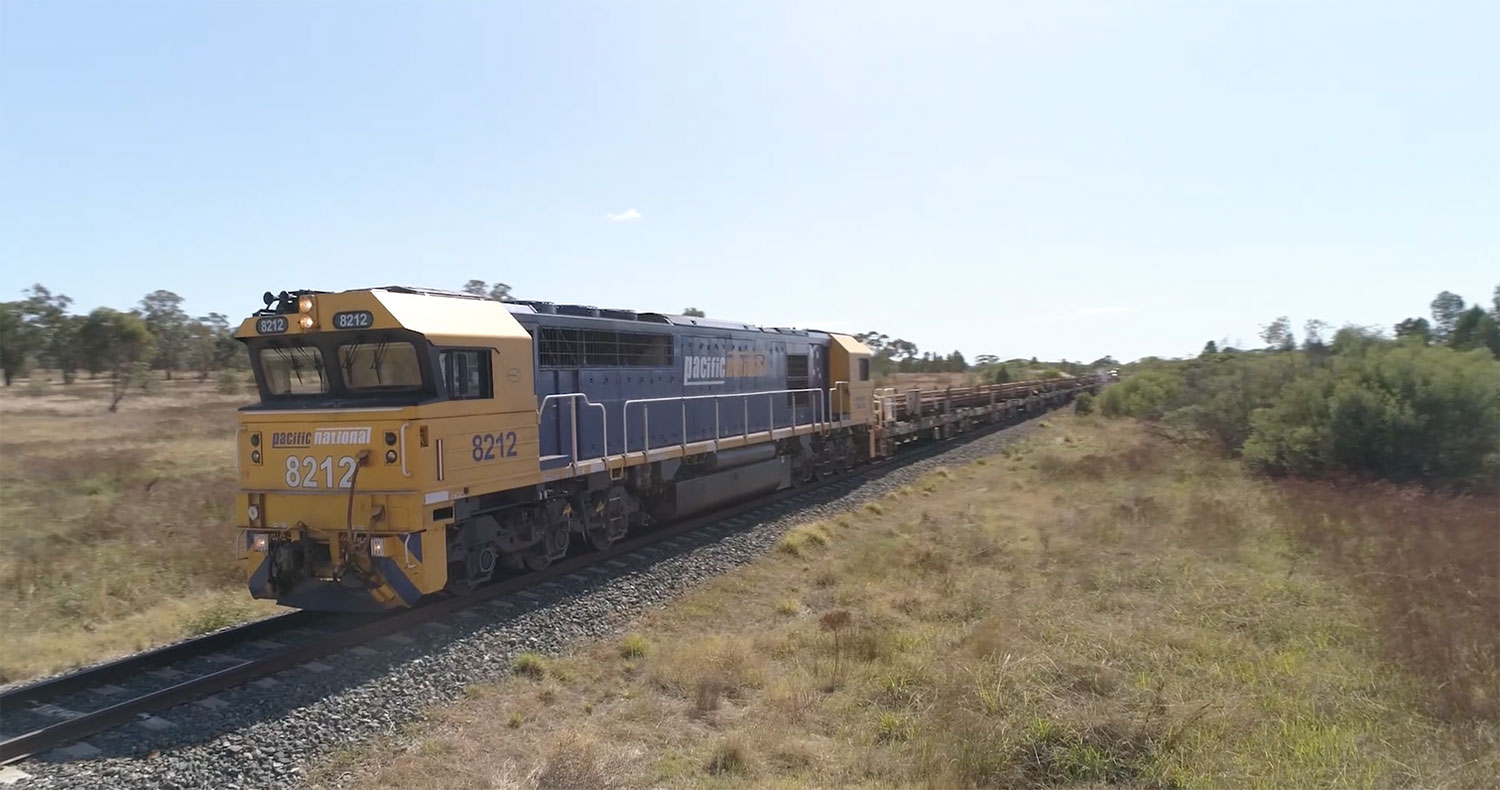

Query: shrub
706 737 749 775
619 633 649 659
512 651 548 679
1097 370 1183 419
24 376 50 397
1073 392 1095 415
137 366 162 394
777 523 832 556
215 369 241 394
1243 345 1499 489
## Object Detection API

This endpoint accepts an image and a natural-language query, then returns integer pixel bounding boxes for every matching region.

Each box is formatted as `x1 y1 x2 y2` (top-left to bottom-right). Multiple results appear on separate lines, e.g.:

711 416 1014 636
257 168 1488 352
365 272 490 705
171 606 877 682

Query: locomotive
232 286 1093 611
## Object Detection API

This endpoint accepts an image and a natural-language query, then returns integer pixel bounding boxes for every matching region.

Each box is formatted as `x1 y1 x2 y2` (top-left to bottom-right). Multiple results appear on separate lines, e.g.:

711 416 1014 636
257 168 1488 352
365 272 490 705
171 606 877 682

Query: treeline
0 280 526 392
0 286 240 395
852 331 1116 382
1100 286 1500 491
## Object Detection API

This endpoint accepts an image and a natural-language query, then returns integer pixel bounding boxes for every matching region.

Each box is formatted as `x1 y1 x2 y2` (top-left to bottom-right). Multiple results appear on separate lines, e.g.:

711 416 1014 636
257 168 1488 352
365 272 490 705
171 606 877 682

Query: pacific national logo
269 428 371 448
684 352 768 386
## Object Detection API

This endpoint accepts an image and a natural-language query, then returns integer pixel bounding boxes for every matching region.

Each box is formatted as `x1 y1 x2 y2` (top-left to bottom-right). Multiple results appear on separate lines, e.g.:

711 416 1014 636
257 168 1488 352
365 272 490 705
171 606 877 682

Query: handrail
538 393 610 477
399 422 411 478
622 388 826 457
829 381 850 425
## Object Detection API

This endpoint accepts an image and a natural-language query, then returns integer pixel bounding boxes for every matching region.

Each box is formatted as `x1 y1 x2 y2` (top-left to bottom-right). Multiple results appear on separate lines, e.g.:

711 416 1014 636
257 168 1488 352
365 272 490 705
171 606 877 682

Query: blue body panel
515 312 831 464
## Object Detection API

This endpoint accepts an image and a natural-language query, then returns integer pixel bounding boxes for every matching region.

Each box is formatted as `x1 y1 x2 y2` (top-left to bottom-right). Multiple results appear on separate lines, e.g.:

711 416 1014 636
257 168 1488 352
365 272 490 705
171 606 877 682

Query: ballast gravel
10 417 1050 790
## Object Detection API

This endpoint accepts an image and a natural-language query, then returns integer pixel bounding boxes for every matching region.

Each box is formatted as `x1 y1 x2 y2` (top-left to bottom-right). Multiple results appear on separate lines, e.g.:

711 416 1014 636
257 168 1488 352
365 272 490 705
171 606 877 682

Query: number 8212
472 431 518 461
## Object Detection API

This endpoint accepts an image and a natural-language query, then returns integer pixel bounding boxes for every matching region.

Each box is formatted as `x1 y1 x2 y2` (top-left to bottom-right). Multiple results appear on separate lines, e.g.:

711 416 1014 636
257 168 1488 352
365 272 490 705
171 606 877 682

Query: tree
854 332 890 355
140 290 189 380
77 309 115 378
187 313 235 380
945 351 968 372
0 301 34 386
682 307 706 317
1302 319 1331 350
100 310 155 411
1200 340 1218 357
1089 356 1118 369
993 364 1012 383
1259 316 1295 350
17 285 80 382
462 280 513 302
889 340 918 361
974 354 999 366
49 314 84 383
1394 317 1432 345
1430 291 1466 342
1449 305 1500 357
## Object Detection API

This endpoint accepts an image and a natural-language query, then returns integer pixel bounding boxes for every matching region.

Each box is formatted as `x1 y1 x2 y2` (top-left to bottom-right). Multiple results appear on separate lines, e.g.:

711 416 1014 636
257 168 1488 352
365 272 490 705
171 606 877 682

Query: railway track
0 408 1056 767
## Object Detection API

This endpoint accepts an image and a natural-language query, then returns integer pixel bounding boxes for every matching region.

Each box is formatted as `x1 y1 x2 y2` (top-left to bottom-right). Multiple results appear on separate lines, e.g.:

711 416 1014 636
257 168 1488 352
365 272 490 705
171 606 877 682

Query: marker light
385 450 398 464
299 315 315 330
247 504 260 522
250 450 262 464
250 532 269 552
369 537 389 557
297 295 314 313
250 433 261 447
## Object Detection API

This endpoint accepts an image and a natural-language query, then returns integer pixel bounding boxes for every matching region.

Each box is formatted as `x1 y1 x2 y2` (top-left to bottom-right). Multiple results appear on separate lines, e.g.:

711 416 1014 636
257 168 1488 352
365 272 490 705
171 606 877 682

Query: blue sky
2 0 1495 363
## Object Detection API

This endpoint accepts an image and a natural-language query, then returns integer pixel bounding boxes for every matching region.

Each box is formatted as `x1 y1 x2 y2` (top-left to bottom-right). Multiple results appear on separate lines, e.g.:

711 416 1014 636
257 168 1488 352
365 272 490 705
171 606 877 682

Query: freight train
232 286 1097 611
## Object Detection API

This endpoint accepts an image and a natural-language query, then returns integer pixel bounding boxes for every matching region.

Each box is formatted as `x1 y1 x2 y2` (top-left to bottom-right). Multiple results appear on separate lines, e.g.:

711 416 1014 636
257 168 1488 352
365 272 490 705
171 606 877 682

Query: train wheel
585 525 614 551
521 546 550 572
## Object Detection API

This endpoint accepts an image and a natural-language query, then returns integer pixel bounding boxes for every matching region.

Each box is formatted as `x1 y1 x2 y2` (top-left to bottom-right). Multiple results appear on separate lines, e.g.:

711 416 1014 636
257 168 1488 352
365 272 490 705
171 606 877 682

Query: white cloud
1066 306 1136 319
605 208 642 222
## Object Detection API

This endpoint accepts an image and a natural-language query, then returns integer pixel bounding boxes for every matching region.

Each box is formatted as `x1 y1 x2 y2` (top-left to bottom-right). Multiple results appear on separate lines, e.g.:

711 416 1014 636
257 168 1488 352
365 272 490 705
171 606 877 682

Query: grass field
0 374 279 683
310 416 1497 789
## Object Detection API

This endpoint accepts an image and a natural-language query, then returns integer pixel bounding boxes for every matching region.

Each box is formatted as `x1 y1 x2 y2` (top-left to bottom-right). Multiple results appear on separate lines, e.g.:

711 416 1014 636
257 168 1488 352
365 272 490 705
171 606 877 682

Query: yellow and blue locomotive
233 286 877 611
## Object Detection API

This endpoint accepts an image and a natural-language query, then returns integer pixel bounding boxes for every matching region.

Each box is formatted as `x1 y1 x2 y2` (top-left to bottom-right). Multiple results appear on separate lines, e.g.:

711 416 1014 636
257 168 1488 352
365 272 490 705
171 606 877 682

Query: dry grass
307 416 1499 789
0 375 274 682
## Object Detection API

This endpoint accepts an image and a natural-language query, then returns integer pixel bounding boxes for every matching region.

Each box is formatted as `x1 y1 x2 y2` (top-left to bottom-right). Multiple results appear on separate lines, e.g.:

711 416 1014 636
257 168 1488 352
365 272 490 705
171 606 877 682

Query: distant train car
232 287 876 611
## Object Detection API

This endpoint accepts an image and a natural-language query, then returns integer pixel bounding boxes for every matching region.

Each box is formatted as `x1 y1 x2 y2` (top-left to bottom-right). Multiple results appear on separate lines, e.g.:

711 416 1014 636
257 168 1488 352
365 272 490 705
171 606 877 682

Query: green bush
215 369 241 394
1073 392 1095 415
1102 336 1498 490
1243 345 1499 489
1097 370 1183 419
136 363 162 394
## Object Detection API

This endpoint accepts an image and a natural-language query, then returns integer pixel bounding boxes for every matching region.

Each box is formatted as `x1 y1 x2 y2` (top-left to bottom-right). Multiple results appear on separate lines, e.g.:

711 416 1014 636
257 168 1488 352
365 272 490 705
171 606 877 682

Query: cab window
338 341 423 390
859 358 870 381
260 345 328 395
440 349 491 399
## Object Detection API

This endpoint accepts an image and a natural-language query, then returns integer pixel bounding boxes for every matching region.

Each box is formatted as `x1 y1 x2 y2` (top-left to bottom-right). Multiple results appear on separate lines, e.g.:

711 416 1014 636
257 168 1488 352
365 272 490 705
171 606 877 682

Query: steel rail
0 611 326 712
0 388 1086 765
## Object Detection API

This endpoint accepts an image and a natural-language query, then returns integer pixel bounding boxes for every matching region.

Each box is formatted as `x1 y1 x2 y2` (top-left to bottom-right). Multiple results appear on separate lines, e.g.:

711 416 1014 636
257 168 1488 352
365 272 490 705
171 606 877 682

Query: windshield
259 345 328 395
338 341 423 390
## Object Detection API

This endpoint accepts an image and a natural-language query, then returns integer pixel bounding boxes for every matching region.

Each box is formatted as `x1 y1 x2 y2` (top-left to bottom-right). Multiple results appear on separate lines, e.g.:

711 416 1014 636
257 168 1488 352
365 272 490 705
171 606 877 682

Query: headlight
297 295 314 313
250 532 269 552
299 315 315 329
370 537 389 557
247 504 260 522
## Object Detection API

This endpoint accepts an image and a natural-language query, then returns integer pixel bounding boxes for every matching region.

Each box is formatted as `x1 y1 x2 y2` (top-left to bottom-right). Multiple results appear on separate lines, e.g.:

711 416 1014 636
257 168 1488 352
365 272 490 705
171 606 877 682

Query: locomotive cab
233 287 539 611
